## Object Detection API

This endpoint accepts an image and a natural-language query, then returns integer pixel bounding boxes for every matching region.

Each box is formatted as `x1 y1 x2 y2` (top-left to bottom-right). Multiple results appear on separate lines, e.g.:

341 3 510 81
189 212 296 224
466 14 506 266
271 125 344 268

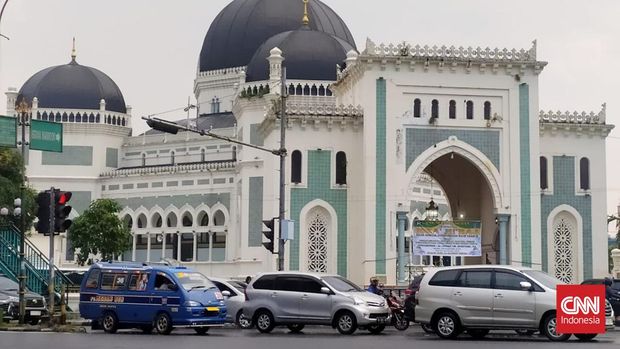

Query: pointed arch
298 199 338 274
546 205 584 283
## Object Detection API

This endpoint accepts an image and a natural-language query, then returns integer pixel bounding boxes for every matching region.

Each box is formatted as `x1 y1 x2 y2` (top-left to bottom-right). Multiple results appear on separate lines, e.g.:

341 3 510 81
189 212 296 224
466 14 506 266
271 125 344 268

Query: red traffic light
57 192 72 205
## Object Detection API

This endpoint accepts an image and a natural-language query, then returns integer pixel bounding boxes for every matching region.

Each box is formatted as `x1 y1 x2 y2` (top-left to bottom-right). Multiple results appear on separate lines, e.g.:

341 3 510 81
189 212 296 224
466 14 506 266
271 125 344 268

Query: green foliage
0 148 36 230
68 199 131 265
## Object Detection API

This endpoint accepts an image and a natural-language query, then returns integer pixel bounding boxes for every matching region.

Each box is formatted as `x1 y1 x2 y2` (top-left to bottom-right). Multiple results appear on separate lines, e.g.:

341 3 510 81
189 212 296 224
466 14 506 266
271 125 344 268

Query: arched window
449 100 456 119
466 100 474 119
213 210 226 226
431 99 439 119
64 113 70 122
141 153 146 167
484 101 491 120
540 156 548 190
211 97 220 114
152 213 163 228
336 151 347 185
413 99 421 118
201 149 206 162
291 150 302 184
288 84 295 96
123 215 133 229
580 157 590 190
166 213 177 228
137 214 147 229
182 212 193 227
170 151 175 165
197 212 209 226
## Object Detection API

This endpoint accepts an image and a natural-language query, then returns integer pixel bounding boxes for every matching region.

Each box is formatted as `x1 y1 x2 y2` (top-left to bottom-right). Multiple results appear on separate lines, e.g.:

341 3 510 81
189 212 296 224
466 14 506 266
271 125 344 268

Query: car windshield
522 270 564 290
0 277 18 291
174 271 217 291
229 281 247 293
322 276 363 292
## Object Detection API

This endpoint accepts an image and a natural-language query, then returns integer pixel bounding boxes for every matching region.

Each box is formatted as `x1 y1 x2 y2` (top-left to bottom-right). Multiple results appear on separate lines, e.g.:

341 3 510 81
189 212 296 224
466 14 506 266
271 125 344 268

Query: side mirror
320 287 331 295
221 290 231 297
520 281 533 291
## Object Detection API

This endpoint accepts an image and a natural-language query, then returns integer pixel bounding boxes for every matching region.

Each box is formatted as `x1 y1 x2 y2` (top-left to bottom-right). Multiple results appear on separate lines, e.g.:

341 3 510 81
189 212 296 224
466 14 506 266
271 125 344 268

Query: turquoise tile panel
376 78 386 274
248 177 264 247
519 83 532 266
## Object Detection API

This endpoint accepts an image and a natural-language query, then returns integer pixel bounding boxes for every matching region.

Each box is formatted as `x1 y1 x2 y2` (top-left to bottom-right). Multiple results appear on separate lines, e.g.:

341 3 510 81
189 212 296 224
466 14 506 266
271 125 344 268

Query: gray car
243 272 390 335
209 277 252 328
414 265 616 341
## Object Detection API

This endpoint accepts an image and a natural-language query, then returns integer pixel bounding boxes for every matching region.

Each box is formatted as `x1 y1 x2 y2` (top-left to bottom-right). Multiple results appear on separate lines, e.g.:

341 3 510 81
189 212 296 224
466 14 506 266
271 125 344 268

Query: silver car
209 277 252 328
414 265 616 341
243 272 390 334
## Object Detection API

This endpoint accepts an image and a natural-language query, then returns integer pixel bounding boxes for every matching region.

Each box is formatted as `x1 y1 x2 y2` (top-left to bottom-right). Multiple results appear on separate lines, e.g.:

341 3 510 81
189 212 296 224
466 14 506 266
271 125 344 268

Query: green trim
248 177 264 247
375 78 387 274
519 83 532 266
42 145 93 166
106 148 119 168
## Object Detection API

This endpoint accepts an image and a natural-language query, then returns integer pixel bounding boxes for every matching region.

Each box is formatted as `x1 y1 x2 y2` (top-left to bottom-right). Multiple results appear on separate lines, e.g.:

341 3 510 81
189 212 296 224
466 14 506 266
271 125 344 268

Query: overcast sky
0 0 619 227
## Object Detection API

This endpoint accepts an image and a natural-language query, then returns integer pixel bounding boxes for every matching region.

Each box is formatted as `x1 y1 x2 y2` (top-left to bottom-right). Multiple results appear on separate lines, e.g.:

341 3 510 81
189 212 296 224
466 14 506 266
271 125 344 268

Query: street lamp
14 98 29 325
425 199 439 221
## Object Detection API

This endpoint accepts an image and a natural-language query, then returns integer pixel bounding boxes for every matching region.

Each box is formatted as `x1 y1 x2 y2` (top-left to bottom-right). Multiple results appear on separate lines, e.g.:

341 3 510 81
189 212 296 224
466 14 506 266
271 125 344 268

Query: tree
0 148 36 230
68 199 131 265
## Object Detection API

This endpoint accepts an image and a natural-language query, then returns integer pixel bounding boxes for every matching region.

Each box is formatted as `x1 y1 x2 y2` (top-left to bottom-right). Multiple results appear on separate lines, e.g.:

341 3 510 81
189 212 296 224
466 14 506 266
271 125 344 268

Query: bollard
612 248 620 278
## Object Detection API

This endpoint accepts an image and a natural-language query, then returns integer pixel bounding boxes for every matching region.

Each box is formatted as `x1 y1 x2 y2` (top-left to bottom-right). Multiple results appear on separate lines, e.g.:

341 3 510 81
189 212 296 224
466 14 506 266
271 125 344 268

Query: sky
0 0 619 230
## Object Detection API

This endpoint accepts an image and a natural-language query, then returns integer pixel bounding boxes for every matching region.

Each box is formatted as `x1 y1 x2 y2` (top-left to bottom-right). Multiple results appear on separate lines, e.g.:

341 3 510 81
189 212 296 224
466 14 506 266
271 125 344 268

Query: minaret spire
71 37 77 62
302 0 310 26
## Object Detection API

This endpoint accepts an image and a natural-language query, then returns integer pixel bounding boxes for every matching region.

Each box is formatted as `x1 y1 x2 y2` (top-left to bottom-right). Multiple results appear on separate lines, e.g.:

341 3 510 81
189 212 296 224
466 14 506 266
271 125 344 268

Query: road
1 326 619 349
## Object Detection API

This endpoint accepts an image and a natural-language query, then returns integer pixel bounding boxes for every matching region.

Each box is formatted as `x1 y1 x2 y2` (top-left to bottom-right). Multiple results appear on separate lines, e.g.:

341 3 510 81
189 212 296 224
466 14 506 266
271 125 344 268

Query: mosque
4 0 613 285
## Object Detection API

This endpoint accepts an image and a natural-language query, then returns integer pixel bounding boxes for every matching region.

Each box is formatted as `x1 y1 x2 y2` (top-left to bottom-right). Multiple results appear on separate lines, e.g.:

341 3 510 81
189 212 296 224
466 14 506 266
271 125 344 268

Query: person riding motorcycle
367 277 381 294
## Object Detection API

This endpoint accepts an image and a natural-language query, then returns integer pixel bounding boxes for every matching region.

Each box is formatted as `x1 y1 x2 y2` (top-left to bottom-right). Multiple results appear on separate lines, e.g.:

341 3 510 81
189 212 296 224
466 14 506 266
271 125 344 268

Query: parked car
244 272 390 335
209 277 252 328
581 278 620 325
0 275 47 325
414 265 616 341
79 262 228 335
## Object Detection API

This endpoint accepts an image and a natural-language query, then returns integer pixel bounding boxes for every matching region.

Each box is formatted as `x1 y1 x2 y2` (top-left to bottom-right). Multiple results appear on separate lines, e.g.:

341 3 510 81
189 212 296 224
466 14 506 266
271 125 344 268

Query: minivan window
521 270 563 290
322 276 362 292
253 275 277 290
128 273 149 291
85 269 100 289
100 272 128 290
428 270 460 286
295 277 323 293
494 271 529 291
154 273 176 291
457 271 491 288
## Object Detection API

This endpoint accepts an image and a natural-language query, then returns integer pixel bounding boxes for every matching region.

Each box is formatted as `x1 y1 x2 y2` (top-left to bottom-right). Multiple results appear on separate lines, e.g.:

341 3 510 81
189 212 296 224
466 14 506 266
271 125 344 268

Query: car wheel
421 323 435 334
468 329 489 339
255 310 275 333
368 324 386 334
141 325 153 334
335 311 357 335
101 312 119 334
433 312 460 339
194 327 209 335
287 324 305 333
515 329 536 336
154 312 173 335
236 311 253 329
574 333 597 341
541 313 570 342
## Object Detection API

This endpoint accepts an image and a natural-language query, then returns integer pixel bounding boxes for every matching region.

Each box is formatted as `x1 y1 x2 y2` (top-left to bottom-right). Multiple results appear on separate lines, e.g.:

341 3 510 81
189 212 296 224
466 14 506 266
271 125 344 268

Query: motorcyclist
367 277 381 295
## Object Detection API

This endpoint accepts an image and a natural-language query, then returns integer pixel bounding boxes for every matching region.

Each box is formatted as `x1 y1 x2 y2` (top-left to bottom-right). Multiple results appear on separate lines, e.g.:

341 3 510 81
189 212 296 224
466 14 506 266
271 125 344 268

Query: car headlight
184 301 203 307
352 297 366 306
6 296 19 303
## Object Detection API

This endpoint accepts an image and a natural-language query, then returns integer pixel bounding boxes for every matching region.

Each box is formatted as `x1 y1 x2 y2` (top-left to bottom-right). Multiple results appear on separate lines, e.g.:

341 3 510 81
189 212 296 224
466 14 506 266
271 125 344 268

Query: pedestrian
245 275 252 284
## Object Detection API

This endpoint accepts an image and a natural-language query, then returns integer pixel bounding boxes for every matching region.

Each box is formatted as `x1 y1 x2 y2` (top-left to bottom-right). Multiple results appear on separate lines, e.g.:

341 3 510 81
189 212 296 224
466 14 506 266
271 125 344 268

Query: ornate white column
177 231 182 261
612 249 620 278
192 231 197 262
131 233 137 261
146 232 151 262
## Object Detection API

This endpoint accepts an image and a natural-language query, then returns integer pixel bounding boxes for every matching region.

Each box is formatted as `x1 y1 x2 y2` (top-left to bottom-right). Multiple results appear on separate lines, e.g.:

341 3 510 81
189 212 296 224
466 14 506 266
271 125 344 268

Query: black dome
18 59 127 114
199 0 356 72
246 27 351 82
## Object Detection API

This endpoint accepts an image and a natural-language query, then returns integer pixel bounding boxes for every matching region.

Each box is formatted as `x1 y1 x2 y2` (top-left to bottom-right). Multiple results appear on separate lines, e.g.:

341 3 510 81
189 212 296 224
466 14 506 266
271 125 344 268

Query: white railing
101 160 236 178
539 103 607 125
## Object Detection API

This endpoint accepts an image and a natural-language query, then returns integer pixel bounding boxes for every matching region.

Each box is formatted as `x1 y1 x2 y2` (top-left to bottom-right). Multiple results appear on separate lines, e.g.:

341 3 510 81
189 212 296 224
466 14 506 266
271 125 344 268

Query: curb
0 324 88 333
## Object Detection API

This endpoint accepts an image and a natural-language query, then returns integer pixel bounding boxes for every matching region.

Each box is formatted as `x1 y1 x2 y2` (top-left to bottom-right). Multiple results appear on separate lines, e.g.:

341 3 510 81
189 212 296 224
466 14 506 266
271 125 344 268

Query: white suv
244 272 390 334
414 265 615 341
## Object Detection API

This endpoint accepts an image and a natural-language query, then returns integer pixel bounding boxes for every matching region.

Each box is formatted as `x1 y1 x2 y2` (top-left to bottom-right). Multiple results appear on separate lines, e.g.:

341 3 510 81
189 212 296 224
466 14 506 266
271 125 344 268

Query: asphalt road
1 326 619 349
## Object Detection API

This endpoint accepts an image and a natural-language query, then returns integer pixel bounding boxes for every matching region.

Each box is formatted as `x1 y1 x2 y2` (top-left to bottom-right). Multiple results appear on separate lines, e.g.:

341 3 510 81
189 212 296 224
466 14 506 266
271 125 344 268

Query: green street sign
30 119 63 152
0 115 17 148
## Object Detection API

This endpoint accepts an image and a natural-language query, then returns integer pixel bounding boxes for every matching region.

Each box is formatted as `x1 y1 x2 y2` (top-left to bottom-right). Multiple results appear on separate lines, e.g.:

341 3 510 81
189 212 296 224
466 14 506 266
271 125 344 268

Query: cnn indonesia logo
557 285 605 334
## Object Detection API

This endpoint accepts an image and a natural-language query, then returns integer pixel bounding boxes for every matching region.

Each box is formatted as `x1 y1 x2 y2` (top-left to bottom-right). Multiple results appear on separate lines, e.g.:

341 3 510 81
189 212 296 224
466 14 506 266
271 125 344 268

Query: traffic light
34 191 51 234
53 189 72 233
262 218 276 254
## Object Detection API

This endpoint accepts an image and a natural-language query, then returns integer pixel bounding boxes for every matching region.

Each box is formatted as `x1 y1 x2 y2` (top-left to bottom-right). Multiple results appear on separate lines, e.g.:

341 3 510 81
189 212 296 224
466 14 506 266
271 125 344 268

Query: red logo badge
556 284 605 334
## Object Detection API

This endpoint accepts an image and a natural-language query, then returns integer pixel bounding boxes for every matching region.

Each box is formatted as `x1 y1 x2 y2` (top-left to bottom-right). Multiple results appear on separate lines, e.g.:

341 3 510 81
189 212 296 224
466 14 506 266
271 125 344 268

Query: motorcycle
385 294 409 331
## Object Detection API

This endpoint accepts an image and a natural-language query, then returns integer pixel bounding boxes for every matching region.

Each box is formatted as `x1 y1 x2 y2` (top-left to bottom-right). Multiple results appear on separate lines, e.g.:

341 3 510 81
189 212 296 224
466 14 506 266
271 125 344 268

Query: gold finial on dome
71 37 77 61
302 0 310 26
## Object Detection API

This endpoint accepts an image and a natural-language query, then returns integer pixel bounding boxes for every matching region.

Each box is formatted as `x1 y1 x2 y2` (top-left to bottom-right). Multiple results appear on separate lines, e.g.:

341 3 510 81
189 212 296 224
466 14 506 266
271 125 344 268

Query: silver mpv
244 272 390 334
415 265 615 341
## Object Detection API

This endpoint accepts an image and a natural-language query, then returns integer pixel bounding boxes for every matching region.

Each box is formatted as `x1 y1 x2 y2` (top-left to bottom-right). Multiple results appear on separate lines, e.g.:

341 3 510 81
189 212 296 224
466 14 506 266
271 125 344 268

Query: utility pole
15 99 29 325
277 67 287 272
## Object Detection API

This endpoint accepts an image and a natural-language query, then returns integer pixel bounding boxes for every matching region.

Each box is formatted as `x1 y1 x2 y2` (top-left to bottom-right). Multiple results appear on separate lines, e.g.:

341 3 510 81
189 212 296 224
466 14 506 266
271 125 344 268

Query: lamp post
15 99 29 325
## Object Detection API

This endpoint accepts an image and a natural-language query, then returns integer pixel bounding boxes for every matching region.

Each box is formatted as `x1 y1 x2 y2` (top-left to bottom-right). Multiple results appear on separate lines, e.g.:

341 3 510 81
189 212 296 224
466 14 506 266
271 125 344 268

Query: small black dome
246 27 352 82
199 0 356 72
18 59 127 114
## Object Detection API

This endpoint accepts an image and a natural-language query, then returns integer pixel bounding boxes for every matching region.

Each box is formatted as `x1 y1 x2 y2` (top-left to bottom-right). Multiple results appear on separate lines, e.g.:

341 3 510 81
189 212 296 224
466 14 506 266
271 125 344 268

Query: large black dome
199 0 356 72
18 59 127 114
246 27 351 82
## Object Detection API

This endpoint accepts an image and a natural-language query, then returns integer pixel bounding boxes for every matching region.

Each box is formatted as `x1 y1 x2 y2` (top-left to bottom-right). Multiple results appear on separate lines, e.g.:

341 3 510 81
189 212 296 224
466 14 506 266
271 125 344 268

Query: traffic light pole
277 68 287 272
16 101 29 325
48 188 55 324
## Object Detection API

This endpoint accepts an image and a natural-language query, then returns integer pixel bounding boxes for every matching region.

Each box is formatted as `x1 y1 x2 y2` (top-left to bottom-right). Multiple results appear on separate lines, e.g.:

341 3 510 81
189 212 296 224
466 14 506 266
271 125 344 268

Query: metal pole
48 187 55 324
277 67 287 272
17 103 27 325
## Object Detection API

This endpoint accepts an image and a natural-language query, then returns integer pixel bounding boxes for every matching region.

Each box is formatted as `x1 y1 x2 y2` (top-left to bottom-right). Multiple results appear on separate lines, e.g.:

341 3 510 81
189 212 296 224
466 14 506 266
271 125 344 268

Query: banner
412 220 481 256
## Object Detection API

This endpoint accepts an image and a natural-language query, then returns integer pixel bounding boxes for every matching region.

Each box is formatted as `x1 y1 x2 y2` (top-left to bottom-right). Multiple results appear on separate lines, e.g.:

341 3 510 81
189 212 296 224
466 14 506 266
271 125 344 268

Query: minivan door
453 270 494 326
492 271 537 327
296 277 332 323
152 272 182 320
273 276 305 322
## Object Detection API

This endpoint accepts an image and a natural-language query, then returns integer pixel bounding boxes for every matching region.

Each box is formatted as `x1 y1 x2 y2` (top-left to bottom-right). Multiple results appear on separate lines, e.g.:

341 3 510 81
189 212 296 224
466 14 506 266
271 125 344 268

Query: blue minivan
79 261 227 334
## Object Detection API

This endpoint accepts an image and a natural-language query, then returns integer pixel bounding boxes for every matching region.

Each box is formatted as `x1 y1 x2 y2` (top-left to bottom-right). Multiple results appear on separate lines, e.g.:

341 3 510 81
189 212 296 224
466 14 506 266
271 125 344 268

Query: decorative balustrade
285 101 363 118
101 160 236 178
363 39 538 62
539 103 607 125
34 108 130 127
197 66 246 77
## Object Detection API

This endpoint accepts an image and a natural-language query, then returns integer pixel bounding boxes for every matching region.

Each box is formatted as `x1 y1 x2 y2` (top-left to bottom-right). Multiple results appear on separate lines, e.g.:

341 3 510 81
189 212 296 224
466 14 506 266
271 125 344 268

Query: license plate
376 317 387 324
606 318 613 326
29 310 41 316
206 307 219 312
